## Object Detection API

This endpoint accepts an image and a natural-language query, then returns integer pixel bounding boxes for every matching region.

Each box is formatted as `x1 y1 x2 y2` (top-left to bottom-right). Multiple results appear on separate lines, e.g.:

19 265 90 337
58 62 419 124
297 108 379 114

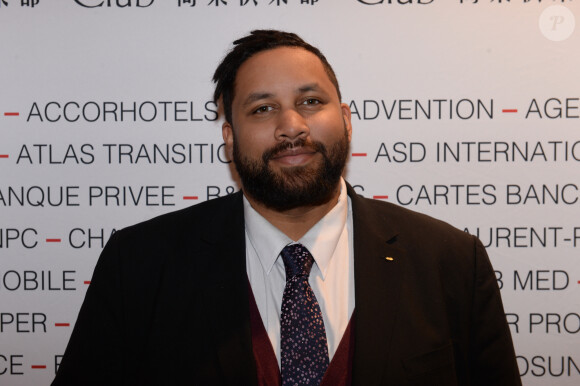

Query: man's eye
253 105 272 114
306 99 319 105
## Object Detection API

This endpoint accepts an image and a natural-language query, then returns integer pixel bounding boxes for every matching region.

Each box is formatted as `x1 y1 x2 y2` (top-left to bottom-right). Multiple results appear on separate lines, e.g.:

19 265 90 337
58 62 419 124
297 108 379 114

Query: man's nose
275 108 309 141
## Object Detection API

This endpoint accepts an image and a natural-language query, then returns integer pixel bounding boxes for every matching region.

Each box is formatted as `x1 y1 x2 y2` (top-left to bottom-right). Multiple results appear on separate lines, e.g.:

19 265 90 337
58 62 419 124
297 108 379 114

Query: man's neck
243 186 341 241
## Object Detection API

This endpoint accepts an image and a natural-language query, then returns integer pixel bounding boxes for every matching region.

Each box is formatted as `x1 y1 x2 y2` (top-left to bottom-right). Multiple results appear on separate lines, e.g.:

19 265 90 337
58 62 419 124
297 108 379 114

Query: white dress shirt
244 178 355 365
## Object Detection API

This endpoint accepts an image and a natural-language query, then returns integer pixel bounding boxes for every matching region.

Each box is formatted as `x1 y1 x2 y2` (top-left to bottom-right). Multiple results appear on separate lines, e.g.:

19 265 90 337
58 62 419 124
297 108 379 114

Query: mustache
262 138 325 162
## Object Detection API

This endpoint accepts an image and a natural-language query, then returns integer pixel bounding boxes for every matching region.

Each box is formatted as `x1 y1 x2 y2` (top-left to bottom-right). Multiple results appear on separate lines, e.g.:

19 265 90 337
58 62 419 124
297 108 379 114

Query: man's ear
222 121 234 161
341 103 353 142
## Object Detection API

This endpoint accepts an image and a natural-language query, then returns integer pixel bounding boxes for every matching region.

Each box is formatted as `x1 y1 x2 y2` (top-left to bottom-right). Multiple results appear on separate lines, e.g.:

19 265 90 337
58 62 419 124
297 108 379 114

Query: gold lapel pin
385 256 394 261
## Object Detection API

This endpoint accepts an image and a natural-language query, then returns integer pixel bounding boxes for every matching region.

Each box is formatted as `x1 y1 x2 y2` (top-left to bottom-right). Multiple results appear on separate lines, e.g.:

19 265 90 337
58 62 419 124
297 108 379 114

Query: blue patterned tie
280 243 329 386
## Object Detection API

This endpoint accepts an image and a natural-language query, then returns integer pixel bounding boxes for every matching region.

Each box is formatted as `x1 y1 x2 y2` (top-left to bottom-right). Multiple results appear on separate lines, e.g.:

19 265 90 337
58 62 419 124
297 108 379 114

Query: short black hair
212 29 342 124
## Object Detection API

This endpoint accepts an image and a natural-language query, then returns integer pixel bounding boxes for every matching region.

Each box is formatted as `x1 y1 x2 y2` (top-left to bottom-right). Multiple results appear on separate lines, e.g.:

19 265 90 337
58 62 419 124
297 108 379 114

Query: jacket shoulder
112 191 242 243
352 192 471 243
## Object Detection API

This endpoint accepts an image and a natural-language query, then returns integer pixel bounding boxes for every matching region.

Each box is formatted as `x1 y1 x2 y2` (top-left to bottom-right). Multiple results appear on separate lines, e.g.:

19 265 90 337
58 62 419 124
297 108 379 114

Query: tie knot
280 243 314 279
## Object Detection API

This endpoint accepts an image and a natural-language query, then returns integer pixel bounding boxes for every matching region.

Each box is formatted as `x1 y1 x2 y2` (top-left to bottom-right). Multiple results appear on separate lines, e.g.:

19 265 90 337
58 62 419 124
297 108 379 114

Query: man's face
222 46 352 211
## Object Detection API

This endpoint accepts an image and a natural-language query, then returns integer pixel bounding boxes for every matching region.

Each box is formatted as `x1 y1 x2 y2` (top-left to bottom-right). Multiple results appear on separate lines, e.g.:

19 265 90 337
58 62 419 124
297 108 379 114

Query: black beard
233 129 349 211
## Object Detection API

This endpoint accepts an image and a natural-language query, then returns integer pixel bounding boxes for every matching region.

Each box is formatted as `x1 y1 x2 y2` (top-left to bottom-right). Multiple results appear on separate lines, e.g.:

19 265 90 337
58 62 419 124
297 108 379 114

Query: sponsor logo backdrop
1 1 579 385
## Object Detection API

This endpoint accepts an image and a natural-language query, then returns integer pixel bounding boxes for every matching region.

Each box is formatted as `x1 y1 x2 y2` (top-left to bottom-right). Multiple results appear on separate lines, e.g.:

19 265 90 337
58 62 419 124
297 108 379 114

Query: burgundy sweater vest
248 286 355 386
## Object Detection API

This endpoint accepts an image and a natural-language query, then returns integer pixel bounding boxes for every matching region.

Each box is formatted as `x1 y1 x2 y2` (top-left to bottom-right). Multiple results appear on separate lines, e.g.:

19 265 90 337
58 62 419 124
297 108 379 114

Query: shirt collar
243 178 348 280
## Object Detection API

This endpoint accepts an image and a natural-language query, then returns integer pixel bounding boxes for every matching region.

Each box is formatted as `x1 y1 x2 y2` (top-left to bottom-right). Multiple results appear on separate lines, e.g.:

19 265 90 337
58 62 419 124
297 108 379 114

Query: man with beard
52 30 521 386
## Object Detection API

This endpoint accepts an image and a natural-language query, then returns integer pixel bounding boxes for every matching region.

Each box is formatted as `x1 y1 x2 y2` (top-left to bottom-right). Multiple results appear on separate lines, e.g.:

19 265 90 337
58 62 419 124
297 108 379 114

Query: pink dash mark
84 281 91 285
46 238 62 243
31 365 47 369
4 112 19 116
55 323 70 327
183 196 199 200
0 155 8 158
351 153 367 157
502 109 518 113
373 195 389 200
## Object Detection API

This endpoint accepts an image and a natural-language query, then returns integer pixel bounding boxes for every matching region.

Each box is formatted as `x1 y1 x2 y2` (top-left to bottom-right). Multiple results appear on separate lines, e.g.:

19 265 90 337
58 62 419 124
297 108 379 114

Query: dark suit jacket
52 184 521 386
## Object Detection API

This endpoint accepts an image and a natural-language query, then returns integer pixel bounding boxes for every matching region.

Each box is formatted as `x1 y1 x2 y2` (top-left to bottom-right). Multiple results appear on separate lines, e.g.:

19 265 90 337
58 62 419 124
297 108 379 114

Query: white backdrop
1 1 579 385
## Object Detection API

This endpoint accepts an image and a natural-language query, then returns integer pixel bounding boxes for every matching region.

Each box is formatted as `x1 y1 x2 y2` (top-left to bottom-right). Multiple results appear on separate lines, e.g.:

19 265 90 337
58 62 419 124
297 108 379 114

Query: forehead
233 46 335 101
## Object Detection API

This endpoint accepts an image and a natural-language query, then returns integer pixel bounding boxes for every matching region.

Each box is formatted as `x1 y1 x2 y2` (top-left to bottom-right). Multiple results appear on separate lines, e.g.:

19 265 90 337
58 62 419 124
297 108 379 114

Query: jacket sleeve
469 237 522 386
51 231 125 386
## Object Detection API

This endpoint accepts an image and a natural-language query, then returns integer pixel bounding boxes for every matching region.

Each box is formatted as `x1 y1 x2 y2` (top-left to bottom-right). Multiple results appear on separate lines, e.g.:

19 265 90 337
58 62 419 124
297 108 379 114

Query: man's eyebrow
241 84 325 107
297 83 322 93
242 92 274 107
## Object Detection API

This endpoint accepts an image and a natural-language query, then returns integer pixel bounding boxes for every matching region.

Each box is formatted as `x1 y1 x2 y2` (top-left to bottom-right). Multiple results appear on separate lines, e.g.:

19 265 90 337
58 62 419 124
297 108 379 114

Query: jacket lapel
197 192 258 386
348 185 405 385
